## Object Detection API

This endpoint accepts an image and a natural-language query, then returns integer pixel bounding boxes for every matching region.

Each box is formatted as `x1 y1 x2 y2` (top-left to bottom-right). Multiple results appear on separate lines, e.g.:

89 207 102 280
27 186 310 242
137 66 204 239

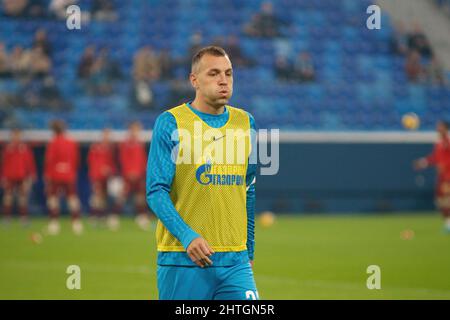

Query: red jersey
44 134 79 183
1 142 36 181
119 138 147 178
427 135 450 180
87 142 117 181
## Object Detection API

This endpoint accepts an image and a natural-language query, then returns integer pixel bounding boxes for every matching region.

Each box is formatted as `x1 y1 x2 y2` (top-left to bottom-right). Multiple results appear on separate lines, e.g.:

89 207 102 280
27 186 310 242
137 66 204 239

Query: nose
218 73 227 85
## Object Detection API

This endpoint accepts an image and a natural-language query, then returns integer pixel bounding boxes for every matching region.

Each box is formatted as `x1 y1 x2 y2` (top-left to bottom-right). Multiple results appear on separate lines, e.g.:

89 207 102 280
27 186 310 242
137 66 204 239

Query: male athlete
414 120 450 232
1 128 36 225
87 128 117 224
147 46 258 300
44 120 82 235
114 121 151 231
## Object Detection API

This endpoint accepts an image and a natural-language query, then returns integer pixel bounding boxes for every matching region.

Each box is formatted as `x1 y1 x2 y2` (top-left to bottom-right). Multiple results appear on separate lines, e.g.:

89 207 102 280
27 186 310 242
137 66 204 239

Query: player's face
129 124 141 139
192 54 233 108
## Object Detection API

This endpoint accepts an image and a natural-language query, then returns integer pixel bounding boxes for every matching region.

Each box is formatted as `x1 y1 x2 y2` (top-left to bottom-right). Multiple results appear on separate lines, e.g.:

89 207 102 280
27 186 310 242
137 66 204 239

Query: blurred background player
414 120 450 232
44 120 82 235
111 121 151 231
87 128 117 226
1 128 36 226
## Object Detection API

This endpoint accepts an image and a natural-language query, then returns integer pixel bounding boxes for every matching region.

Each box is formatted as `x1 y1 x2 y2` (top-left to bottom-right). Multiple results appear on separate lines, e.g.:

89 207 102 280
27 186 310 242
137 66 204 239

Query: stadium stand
0 0 449 131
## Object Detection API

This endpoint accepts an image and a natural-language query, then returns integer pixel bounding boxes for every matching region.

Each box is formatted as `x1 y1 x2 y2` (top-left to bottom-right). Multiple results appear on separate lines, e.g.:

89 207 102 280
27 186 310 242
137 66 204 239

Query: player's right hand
187 237 215 268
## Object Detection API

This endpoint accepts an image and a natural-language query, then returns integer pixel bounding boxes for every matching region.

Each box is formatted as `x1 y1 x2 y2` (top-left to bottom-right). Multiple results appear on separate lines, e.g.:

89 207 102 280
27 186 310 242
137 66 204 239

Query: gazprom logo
196 158 213 185
195 158 244 186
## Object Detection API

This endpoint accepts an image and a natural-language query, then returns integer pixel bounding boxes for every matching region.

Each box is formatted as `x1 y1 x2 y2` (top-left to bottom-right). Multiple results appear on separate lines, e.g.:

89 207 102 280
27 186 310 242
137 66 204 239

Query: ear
189 73 198 90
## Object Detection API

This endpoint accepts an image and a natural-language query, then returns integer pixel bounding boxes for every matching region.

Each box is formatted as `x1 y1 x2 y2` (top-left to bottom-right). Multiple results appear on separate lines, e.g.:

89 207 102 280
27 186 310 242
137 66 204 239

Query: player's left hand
187 237 215 268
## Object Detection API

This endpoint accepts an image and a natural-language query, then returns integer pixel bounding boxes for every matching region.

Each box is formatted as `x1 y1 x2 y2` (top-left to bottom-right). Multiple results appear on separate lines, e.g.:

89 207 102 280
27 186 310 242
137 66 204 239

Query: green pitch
1 213 449 299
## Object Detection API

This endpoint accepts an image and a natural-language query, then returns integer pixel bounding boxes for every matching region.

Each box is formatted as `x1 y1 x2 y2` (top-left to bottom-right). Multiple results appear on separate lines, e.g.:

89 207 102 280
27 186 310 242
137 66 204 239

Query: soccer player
414 120 450 232
87 128 117 225
1 128 36 225
112 121 150 230
44 120 82 235
147 46 258 300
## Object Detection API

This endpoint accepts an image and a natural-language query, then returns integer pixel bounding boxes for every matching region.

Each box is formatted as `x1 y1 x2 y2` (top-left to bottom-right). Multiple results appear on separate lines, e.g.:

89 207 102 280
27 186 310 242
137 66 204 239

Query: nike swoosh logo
212 135 225 142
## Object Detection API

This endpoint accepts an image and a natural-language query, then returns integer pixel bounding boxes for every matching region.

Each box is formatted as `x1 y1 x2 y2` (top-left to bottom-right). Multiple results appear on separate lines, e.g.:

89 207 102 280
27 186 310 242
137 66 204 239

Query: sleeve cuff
248 251 254 261
247 243 255 260
180 228 200 250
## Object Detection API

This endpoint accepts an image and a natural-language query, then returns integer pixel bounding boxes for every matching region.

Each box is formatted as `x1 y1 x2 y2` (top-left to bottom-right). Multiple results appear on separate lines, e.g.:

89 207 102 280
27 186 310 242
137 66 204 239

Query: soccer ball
400 229 415 240
402 113 420 130
30 232 43 244
259 211 275 228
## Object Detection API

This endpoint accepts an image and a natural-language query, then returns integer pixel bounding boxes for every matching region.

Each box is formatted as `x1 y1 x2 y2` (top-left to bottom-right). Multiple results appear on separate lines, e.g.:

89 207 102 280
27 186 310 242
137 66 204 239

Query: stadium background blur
1 0 450 299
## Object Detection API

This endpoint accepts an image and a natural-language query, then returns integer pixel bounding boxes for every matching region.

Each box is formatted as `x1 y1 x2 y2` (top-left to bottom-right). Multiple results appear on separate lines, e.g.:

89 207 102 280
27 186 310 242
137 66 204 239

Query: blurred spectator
0 43 12 78
49 0 77 20
29 46 52 78
133 46 161 82
293 51 315 82
130 81 154 110
274 55 292 81
2 0 28 17
427 56 448 86
77 47 121 96
89 49 113 95
408 23 433 58
390 22 409 56
224 35 254 68
77 46 96 78
405 50 425 82
244 1 284 38
26 0 47 18
91 0 118 22
131 46 158 108
9 46 31 78
32 29 52 57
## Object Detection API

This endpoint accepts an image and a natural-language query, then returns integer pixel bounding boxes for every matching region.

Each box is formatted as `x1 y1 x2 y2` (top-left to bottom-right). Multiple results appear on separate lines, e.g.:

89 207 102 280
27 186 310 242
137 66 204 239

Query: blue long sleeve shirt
146 103 257 266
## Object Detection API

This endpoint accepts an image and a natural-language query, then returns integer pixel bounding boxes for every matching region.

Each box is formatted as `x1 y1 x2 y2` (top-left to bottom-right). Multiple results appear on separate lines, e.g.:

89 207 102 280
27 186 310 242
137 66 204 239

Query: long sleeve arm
246 112 257 261
146 112 200 250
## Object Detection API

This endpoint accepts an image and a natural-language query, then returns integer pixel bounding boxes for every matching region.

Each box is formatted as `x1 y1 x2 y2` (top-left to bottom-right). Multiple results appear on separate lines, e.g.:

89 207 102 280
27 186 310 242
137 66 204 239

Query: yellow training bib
156 103 251 252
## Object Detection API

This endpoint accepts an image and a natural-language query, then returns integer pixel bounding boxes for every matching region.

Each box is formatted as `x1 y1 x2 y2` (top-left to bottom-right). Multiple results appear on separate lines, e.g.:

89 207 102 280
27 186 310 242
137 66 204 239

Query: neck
190 97 225 115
